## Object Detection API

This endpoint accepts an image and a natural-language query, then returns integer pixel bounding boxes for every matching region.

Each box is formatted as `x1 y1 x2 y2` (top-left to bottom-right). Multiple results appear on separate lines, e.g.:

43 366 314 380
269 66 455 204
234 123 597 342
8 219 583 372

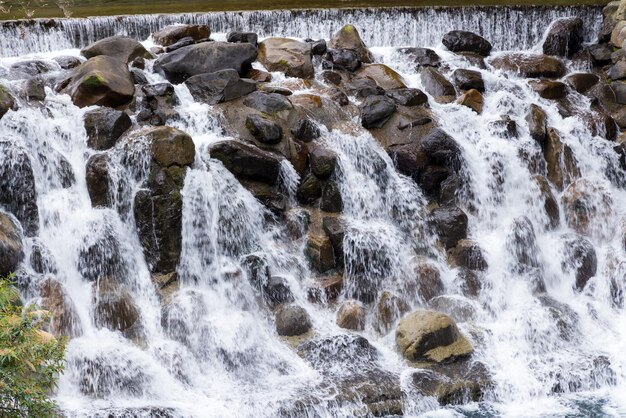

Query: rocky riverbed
1 2 626 417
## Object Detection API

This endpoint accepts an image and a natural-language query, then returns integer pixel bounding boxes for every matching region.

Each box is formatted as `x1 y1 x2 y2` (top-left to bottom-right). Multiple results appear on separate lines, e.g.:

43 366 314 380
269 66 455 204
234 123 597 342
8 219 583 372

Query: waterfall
1 4 626 418
0 6 602 57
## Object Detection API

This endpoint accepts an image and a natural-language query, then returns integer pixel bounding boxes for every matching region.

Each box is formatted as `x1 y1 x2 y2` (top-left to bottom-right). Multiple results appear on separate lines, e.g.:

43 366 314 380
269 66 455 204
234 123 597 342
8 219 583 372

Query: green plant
0 276 66 418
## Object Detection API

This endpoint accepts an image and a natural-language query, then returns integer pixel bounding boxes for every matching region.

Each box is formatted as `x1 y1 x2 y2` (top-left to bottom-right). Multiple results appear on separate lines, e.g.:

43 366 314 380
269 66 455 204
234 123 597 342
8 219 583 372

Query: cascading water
1 4 626 418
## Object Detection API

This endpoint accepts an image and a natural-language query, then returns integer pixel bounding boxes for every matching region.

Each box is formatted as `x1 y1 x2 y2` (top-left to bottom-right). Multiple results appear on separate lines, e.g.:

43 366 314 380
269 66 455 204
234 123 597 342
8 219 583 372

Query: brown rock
258 38 314 79
336 300 366 331
456 89 483 113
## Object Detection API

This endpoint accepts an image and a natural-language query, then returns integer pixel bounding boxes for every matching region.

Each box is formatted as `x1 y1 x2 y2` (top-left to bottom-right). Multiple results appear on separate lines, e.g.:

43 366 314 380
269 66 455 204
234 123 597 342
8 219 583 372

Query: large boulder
544 128 580 190
0 84 17 119
245 114 283 144
456 89 484 113
442 31 492 56
0 143 39 237
184 69 256 104
81 36 150 64
84 107 132 150
410 361 491 405
208 139 282 185
561 178 613 237
154 42 258 84
452 69 485 92
374 291 410 334
355 64 406 90
93 277 141 338
257 38 314 79
360 95 397 129
336 300 366 331
450 239 488 271
132 127 195 273
328 25 374 63
61 56 135 108
86 153 112 208
414 260 445 301
322 49 362 72
0 212 23 277
542 17 583 58
399 47 441 68
561 234 597 291
275 304 312 336
529 80 567 100
152 24 210 47
396 309 473 363
385 88 428 107
420 67 456 101
490 54 566 78
243 91 292 114
429 206 468 249
40 277 82 338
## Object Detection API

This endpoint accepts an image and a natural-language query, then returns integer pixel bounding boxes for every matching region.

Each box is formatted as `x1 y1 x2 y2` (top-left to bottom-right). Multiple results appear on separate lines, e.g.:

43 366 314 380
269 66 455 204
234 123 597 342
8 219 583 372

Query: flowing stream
1 4 625 418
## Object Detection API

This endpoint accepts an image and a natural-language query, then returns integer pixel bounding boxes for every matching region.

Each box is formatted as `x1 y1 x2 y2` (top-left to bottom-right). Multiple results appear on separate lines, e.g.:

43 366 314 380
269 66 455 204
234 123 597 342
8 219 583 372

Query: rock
17 76 44 102
429 206 468 249
93 277 141 338
84 107 132 150
275 304 312 336
442 31 492 56
39 277 81 338
410 360 491 405
355 64 406 90
136 82 180 126
506 217 543 287
29 240 57 275
414 261 445 302
258 38 313 79
542 17 583 58
131 68 148 85
588 44 613 66
374 291 409 334
322 217 345 267
8 60 53 78
291 118 320 142
131 127 194 274
81 36 149 64
321 181 343 213
429 295 477 323
421 68 455 102
62 56 135 108
459 52 488 69
527 104 548 146
53 55 82 69
208 139 282 185
611 21 626 47
421 128 462 170
227 31 258 45
450 239 487 271
154 42 257 84
243 91 292 114
609 60 626 81
529 80 567 100
490 53 566 78
399 47 441 67
305 233 336 273
565 73 599 94
0 144 39 237
310 147 337 180
561 178 613 237
336 300 366 331
130 57 145 70
396 309 473 363
534 175 560 229
544 128 580 190
328 25 374 63
322 48 362 72
561 234 597 291
346 78 385 97
259 85 292 96
385 88 428 107
153 24 210 47
456 89 483 113
489 116 518 138
452 69 485 92
360 95 396 129
164 37 196 53
247 68 272 82
308 39 327 55
0 212 23 277
86 153 112 208
245 114 283 144
0 84 17 119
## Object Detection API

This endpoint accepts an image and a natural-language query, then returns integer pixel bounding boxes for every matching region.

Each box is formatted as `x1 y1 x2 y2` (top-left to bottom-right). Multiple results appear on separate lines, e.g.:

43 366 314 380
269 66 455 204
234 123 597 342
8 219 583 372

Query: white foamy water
0 6 625 418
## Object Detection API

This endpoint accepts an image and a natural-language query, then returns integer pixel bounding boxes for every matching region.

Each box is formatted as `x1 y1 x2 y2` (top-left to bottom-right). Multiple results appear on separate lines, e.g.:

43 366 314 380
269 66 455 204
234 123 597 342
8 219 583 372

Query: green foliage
0 276 66 418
